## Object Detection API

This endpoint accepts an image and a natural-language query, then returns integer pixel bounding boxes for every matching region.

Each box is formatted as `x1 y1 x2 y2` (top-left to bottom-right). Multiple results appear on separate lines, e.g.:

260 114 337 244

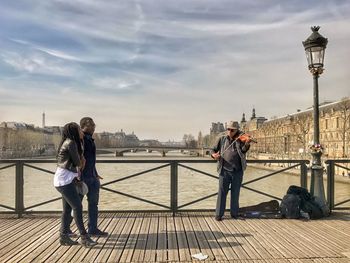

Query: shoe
79 234 98 248
60 234 79 246
62 229 78 238
215 216 222 221
88 229 108 237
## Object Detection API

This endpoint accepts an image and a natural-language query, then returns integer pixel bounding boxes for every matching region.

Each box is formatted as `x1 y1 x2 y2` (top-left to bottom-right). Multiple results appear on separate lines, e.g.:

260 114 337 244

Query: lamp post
302 26 329 216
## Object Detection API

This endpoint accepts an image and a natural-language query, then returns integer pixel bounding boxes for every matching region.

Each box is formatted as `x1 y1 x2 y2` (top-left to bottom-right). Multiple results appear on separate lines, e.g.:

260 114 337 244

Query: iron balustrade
326 159 350 210
0 159 310 218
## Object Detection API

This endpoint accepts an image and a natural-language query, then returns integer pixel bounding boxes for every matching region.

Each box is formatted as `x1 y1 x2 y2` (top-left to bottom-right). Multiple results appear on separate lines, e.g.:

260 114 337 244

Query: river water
0 152 349 212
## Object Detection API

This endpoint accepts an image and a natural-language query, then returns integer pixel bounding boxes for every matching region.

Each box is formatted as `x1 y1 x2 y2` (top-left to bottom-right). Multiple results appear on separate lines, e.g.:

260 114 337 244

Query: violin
237 132 257 143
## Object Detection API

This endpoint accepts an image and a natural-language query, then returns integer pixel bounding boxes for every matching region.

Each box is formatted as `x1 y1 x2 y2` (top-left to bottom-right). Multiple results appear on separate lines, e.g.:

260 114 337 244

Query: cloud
0 0 350 140
93 77 140 91
2 52 75 76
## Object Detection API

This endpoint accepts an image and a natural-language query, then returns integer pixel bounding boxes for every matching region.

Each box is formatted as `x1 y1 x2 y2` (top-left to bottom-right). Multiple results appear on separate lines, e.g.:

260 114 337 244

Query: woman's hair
57 122 83 155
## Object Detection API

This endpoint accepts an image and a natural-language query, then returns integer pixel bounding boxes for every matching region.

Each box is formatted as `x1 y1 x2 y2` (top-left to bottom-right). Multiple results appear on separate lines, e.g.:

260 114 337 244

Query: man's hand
212 152 221 160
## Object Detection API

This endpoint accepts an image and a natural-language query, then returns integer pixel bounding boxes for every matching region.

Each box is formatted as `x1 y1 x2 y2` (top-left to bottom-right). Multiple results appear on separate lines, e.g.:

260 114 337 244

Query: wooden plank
0 218 40 245
181 214 201 259
287 219 346 253
18 218 61 262
79 213 116 262
213 218 250 259
93 213 127 263
0 218 54 258
220 218 260 260
241 218 286 259
244 219 294 259
166 214 179 262
6 219 60 263
131 214 150 262
155 214 167 262
188 214 215 261
107 213 136 262
0 218 28 233
35 214 89 263
143 213 158 262
0 212 350 262
315 219 350 245
257 219 313 259
229 218 272 259
261 219 309 258
174 214 192 261
267 219 338 258
66 213 112 263
203 214 240 261
0 218 56 262
118 213 144 263
196 213 227 261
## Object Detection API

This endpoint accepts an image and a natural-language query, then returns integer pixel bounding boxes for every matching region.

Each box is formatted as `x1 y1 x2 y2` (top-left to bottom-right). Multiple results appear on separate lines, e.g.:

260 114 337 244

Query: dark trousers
55 182 87 235
216 169 243 218
81 177 100 232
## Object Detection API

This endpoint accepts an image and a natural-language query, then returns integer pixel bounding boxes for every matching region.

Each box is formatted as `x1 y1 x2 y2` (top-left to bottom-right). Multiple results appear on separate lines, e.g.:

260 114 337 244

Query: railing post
300 161 308 189
15 161 24 218
170 161 178 217
326 160 335 212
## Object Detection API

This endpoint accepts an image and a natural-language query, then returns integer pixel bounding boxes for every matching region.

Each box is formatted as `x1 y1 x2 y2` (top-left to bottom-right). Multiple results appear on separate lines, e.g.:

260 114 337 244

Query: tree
197 131 203 148
338 97 350 157
202 134 211 148
182 134 197 148
294 113 311 157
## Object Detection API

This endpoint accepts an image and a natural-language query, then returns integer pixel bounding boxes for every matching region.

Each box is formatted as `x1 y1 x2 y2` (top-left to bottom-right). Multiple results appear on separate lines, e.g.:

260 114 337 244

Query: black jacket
57 139 80 173
210 133 250 173
81 133 98 179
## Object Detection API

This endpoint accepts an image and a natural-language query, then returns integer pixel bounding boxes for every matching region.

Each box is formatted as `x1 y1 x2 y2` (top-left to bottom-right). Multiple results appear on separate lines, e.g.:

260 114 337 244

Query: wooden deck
0 211 349 262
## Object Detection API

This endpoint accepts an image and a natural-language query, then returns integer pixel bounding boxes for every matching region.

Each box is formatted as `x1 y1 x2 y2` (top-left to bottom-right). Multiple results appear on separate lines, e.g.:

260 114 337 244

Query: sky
0 0 349 141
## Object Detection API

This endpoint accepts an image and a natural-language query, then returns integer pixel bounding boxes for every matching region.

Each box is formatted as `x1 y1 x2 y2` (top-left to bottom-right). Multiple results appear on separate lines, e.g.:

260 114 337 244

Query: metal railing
0 159 309 218
326 159 350 210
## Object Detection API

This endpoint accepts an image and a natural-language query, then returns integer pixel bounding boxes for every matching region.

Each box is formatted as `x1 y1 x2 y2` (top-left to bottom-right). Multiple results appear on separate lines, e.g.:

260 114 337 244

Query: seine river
0 152 349 212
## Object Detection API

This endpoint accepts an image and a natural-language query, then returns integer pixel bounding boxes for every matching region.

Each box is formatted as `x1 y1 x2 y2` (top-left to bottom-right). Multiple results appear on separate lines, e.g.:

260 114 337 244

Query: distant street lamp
302 26 329 216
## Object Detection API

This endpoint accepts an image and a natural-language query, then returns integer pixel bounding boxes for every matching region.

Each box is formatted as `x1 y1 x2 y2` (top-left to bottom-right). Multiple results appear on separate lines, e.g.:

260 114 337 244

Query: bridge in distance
97 146 212 157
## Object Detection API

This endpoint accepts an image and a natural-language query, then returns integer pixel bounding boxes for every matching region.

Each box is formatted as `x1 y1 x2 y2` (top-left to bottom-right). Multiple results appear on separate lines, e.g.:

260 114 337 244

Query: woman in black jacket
54 122 97 247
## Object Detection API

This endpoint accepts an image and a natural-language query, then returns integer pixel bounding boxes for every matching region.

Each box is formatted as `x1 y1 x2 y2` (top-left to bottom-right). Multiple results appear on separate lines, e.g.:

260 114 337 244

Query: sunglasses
227 129 237 132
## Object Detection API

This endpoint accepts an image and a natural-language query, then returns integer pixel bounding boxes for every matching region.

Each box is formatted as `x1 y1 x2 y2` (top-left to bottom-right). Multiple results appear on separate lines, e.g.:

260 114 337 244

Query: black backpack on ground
280 194 301 219
284 185 323 219
301 198 323 219
287 185 311 201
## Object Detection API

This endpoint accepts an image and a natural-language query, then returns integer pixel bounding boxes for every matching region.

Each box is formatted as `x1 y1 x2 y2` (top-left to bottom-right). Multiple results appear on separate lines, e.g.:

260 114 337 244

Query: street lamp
302 26 329 216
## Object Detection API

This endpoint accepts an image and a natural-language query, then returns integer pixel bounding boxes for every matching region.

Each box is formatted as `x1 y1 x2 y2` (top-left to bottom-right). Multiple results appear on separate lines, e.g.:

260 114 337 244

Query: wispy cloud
93 77 140 91
2 52 75 76
0 0 350 140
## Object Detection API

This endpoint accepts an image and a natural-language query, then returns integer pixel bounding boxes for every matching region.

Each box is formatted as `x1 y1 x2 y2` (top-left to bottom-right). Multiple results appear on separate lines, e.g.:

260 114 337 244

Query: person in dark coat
211 121 251 221
80 117 108 236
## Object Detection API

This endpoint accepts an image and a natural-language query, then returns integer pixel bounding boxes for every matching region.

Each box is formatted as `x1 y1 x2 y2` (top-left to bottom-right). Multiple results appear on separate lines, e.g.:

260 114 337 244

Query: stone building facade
241 98 350 159
0 122 61 158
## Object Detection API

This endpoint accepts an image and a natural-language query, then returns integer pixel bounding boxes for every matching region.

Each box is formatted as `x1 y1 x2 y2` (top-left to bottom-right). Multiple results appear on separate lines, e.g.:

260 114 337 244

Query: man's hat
227 121 240 130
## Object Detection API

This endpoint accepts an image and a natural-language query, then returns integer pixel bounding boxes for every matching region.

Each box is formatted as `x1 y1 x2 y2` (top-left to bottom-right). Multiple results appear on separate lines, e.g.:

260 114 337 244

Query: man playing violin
211 121 252 221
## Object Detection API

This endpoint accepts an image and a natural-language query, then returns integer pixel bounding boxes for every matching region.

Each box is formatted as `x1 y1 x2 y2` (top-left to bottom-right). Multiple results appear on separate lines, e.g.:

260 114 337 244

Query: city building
0 121 61 158
242 97 350 159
